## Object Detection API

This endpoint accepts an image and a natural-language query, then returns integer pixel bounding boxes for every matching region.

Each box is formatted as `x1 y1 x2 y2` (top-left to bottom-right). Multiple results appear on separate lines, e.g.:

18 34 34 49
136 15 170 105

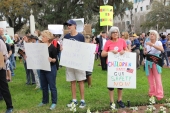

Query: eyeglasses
112 32 118 34
67 24 72 26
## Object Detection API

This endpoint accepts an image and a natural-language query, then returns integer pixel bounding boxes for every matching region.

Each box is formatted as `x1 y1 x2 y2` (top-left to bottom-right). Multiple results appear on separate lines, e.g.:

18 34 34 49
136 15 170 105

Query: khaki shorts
66 67 86 81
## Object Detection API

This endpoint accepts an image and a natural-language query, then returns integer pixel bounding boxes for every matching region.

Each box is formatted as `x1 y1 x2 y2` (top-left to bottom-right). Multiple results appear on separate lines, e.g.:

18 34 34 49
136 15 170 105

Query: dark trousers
0 69 13 109
140 49 144 65
40 65 57 104
162 52 169 66
100 51 107 70
23 61 35 84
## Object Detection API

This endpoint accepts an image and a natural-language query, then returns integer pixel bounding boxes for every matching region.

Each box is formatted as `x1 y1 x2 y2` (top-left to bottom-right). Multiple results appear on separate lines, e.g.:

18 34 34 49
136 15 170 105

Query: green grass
0 59 170 113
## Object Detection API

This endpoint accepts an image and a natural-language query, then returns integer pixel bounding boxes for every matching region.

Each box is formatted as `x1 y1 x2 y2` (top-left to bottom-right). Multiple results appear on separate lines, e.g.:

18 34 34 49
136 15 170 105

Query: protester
64 19 86 108
160 35 169 67
101 26 127 108
138 33 146 65
131 34 140 69
0 37 13 113
14 34 22 63
122 32 131 51
85 35 92 88
52 35 60 70
166 35 170 65
38 30 58 110
144 30 164 100
2 36 12 82
30 35 41 89
21 35 35 85
98 31 109 70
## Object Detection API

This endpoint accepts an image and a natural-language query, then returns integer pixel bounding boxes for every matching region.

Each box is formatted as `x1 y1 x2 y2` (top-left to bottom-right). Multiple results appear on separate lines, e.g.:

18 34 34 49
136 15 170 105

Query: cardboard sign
0 52 4 68
107 52 136 89
84 24 92 35
146 54 162 67
100 5 113 26
60 39 96 72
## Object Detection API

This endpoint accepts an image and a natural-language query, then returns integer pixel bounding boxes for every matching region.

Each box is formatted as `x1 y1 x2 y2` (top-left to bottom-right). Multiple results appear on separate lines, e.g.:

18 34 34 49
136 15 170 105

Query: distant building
114 0 151 33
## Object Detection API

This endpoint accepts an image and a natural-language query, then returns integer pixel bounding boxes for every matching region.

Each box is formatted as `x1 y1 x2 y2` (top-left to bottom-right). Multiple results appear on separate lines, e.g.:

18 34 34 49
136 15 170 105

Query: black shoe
32 83 36 85
117 100 125 108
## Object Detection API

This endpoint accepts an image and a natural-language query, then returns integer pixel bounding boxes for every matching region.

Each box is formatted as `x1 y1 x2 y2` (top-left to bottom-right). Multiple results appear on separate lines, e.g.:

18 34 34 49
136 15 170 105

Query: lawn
0 59 170 113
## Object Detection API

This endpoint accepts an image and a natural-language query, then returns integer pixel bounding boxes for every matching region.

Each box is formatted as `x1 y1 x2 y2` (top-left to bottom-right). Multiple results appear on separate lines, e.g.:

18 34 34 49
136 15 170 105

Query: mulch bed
100 104 170 113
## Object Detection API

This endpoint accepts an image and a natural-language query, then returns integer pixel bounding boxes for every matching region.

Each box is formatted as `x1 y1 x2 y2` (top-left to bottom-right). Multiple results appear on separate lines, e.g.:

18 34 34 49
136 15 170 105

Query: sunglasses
67 24 72 26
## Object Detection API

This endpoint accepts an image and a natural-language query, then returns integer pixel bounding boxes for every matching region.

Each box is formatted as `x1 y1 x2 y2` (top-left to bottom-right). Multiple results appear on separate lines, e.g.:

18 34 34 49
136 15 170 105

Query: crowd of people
0 19 169 112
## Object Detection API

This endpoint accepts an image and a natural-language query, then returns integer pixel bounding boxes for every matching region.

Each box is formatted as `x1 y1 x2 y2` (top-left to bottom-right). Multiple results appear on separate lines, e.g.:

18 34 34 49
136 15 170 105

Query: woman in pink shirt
101 26 128 108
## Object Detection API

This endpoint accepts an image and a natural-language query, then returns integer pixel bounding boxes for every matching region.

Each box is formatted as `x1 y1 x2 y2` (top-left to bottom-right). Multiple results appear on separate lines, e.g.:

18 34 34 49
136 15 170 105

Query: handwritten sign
14 44 19 56
0 52 4 68
24 43 51 71
107 52 136 89
146 54 162 67
100 5 113 26
48 24 63 34
60 39 96 72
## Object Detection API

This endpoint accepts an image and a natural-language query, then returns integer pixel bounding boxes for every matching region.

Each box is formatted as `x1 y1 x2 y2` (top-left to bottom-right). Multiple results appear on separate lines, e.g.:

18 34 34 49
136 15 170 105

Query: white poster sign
73 18 84 33
166 29 170 34
48 24 63 34
24 43 51 71
0 21 7 33
6 28 14 38
60 39 96 72
107 52 136 89
14 44 19 57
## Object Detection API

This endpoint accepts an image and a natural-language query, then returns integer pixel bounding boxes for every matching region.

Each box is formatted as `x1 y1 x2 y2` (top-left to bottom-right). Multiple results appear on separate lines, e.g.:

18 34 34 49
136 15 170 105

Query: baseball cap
64 19 77 26
28 35 38 40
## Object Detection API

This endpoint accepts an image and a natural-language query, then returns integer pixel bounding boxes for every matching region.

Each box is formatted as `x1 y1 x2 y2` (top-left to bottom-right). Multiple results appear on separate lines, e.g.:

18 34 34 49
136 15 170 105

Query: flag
127 68 133 73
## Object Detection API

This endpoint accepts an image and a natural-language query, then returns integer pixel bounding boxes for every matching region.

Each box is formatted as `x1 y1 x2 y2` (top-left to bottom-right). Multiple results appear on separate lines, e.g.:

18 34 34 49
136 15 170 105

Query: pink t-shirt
103 38 127 52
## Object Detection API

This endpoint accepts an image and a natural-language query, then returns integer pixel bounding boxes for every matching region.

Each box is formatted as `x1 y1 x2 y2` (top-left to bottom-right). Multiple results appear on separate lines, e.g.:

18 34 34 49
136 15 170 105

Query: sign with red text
100 5 113 26
107 52 136 89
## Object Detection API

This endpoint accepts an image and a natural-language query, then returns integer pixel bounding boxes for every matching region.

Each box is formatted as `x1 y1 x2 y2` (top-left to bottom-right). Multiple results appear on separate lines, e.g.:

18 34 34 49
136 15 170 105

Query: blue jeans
23 61 35 84
10 54 16 69
40 65 57 104
162 52 169 66
9 61 14 76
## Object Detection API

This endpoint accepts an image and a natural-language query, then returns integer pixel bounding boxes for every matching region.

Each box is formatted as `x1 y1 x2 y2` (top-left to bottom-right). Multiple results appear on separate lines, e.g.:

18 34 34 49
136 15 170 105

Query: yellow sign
100 5 113 26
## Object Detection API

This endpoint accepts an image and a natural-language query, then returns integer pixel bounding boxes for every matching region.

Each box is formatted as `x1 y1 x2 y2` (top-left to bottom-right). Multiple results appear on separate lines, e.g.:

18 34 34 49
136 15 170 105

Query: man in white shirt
98 31 108 70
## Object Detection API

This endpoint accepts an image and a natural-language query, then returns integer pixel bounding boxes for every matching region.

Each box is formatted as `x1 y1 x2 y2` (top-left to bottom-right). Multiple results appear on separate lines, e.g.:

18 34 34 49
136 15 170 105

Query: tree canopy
0 0 132 33
141 0 170 31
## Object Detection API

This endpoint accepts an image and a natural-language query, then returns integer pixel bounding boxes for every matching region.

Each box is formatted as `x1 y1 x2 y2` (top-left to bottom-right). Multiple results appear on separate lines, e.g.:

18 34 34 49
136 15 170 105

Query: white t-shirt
102 38 107 50
146 41 162 54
